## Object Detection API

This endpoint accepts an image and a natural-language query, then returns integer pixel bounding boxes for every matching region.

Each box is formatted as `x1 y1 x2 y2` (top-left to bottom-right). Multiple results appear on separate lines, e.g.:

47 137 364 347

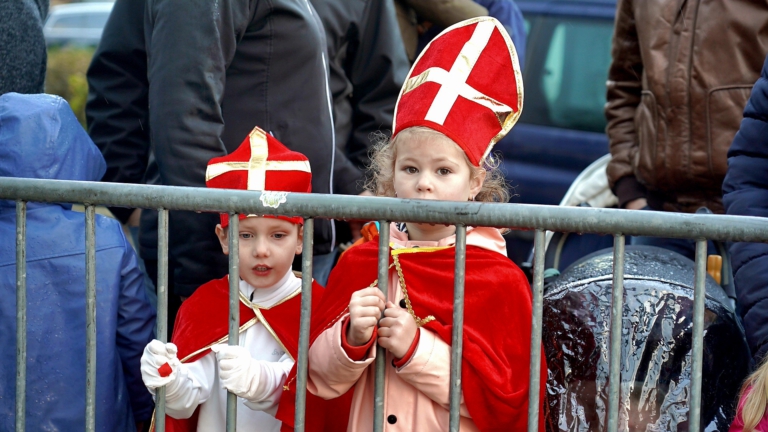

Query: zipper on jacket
685 0 701 182
301 0 337 251
673 0 688 34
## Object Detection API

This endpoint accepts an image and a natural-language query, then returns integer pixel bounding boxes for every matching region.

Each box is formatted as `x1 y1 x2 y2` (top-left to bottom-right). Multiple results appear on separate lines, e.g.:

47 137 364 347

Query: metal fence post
527 229 546 432
373 220 390 432
15 201 27 432
448 224 467 431
226 214 240 432
607 234 626 432
689 239 707 432
294 218 314 432
155 209 169 432
85 205 97 432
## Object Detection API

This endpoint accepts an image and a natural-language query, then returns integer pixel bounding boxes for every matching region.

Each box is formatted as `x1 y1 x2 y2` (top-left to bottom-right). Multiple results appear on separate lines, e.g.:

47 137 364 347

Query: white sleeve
242 352 295 413
163 352 216 419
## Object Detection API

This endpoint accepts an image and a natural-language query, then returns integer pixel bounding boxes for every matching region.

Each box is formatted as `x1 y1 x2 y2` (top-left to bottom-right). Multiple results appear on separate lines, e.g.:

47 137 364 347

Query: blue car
498 0 616 264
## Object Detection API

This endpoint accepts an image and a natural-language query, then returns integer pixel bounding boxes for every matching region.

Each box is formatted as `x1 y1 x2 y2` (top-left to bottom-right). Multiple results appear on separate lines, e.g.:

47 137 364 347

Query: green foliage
45 46 94 126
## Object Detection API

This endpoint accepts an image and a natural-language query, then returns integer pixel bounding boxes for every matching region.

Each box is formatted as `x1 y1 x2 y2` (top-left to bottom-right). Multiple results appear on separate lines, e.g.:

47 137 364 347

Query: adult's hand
625 198 648 210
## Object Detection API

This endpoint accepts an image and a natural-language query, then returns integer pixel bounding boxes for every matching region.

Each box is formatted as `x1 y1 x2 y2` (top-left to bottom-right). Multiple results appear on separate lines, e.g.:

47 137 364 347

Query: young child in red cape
278 16 548 432
139 127 345 432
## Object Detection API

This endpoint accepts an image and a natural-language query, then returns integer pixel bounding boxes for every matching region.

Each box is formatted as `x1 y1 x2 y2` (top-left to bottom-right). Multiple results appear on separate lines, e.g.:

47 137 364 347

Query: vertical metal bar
155 209 169 432
606 234 626 432
689 239 707 432
15 201 26 432
527 229 546 432
226 214 240 432
294 218 314 432
448 224 467 432
372 220 390 432
85 205 97 432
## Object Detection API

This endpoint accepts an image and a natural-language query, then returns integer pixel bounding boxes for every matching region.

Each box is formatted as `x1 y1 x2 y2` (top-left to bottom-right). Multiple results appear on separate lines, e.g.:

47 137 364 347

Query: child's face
215 217 302 289
393 132 484 203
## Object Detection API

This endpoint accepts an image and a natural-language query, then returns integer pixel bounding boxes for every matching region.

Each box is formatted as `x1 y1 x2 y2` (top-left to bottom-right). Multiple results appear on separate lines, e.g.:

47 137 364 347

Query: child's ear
470 169 486 199
215 224 229 255
295 224 304 255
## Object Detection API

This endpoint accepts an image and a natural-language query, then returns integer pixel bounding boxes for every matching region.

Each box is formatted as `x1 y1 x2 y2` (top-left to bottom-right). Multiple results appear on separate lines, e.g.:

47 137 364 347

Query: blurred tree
45 46 94 126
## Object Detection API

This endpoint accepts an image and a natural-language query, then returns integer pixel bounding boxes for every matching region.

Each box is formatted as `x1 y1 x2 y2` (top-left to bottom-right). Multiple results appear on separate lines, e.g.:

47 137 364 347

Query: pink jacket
307 224 508 431
730 387 768 432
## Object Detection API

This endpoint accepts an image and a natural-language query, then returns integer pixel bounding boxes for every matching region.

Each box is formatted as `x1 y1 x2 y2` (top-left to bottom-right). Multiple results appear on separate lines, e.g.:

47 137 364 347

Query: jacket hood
0 93 106 183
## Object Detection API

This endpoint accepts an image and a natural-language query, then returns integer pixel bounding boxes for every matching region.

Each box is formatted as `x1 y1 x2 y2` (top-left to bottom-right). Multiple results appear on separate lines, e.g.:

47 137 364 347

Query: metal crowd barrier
4 177 768 432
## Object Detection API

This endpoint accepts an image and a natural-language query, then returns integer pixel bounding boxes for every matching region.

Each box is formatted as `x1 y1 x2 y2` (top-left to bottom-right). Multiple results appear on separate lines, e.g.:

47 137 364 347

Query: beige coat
307 224 507 431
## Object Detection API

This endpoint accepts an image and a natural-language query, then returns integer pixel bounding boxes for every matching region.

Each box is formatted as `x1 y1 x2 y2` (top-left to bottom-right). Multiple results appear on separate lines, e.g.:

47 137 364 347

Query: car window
521 16 613 133
51 15 83 29
84 12 110 29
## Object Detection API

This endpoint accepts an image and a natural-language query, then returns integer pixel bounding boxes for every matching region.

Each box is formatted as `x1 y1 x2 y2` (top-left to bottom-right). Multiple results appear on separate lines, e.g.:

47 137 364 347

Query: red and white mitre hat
206 126 311 226
392 17 523 167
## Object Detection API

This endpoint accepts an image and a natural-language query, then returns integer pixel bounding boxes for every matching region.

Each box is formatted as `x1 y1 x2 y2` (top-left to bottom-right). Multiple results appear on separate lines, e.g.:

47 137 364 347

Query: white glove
212 344 267 401
140 340 182 391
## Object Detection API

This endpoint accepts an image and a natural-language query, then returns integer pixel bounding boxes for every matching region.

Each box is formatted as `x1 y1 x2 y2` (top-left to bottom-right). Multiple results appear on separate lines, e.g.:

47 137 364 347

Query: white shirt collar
238 269 300 308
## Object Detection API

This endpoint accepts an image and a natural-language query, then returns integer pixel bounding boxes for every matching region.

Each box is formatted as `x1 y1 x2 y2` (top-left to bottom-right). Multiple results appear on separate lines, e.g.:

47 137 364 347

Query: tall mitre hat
392 17 523 167
206 126 311 226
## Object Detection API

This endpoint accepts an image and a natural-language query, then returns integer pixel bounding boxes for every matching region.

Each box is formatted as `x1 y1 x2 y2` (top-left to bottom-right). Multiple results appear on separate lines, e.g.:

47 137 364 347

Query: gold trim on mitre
205 126 311 190
392 17 524 165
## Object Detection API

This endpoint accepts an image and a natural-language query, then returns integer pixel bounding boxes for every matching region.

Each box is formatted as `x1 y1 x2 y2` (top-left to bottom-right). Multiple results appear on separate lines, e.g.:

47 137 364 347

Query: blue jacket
417 0 527 69
723 55 768 362
474 0 526 69
0 93 156 430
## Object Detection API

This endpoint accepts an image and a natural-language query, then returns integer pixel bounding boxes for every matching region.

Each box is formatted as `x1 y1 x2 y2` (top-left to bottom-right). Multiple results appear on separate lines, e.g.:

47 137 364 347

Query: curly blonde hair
365 127 510 203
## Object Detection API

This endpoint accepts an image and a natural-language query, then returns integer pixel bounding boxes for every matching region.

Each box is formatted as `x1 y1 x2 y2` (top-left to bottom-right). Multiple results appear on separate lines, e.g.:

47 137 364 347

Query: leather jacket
605 0 768 213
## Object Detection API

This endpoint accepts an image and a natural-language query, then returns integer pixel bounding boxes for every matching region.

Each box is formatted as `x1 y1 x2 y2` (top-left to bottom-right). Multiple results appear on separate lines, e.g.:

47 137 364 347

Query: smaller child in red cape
285 16 547 432
138 127 335 432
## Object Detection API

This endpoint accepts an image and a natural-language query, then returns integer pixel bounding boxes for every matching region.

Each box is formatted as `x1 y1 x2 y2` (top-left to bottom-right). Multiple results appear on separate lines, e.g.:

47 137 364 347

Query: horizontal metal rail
2 178 768 242
6 177 768 432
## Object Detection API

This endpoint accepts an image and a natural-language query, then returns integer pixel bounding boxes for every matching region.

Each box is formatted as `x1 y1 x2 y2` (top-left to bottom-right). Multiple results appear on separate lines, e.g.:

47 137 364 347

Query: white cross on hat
205 127 311 191
401 19 514 127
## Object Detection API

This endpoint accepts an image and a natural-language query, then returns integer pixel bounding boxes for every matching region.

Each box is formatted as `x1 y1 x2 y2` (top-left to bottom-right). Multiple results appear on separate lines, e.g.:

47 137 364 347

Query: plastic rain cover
543 246 750 432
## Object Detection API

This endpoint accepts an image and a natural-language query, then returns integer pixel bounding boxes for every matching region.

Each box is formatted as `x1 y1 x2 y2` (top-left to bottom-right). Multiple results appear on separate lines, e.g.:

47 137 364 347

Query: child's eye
437 168 452 175
273 233 286 240
239 233 253 239
404 166 418 174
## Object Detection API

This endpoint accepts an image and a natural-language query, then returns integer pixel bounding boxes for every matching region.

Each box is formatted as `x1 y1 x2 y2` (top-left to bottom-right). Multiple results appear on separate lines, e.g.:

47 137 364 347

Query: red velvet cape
281 237 548 432
150 275 341 432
